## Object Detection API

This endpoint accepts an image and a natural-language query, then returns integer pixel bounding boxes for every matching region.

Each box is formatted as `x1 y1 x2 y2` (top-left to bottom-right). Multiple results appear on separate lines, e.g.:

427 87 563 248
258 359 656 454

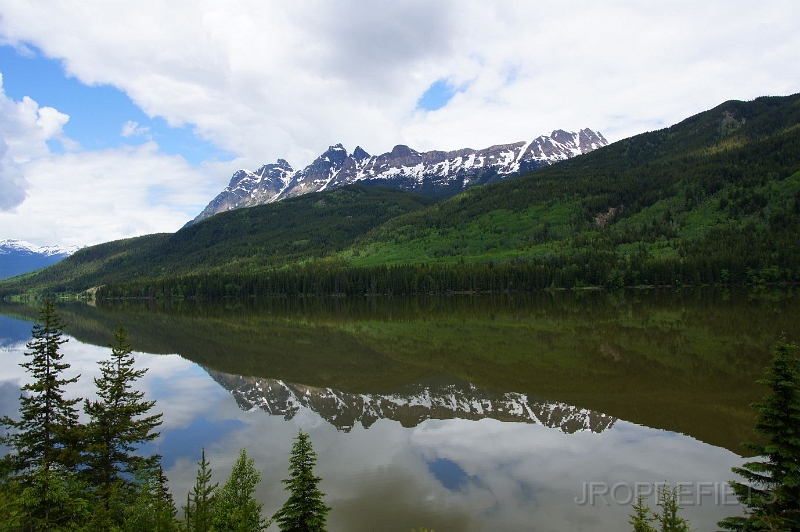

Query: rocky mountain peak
188 128 609 225
389 144 417 158
351 146 370 161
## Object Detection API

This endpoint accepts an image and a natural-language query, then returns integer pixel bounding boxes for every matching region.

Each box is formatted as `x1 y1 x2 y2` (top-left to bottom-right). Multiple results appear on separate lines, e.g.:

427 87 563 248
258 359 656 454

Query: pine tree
212 448 268 532
629 485 690 532
0 300 84 529
124 466 178 532
82 324 163 522
719 338 800 531
0 301 81 473
629 492 656 532
273 430 331 532
184 447 218 532
653 484 690 532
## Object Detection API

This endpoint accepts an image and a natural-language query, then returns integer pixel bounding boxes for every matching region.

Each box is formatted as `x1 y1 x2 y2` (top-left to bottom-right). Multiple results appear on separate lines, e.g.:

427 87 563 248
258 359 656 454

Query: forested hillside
0 186 436 297
3 93 800 299
342 95 800 283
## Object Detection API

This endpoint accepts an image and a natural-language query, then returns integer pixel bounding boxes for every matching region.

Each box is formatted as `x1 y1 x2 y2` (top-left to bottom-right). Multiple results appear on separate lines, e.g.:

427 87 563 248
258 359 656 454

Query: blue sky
0 46 230 164
417 79 462 112
0 1 798 248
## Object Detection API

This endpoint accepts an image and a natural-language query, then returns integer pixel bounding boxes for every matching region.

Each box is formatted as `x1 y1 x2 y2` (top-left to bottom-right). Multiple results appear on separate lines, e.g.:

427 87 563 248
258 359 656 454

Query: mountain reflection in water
208 371 616 433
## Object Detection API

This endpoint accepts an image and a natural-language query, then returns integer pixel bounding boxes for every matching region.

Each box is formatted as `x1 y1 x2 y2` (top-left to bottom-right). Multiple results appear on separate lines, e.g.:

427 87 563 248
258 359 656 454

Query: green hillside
3 93 800 299
0 186 437 297
345 95 800 278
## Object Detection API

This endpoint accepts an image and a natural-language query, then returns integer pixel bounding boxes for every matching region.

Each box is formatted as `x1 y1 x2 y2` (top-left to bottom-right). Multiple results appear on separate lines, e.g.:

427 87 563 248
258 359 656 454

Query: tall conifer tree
273 430 330 532
82 324 163 523
719 338 800 531
184 447 218 532
124 466 177 532
0 301 81 473
0 300 84 529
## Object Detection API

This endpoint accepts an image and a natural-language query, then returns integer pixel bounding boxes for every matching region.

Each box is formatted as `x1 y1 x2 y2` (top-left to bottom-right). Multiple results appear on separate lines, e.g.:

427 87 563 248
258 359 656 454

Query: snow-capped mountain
189 129 608 225
208 370 616 434
0 239 79 280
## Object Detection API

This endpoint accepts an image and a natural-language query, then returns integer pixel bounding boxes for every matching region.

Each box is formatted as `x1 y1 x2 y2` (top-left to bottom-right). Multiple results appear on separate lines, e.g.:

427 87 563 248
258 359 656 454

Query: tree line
96 249 800 301
0 301 330 531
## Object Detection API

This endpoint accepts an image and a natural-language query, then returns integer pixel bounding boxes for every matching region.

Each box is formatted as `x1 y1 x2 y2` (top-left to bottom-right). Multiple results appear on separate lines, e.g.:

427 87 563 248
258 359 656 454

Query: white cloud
0 0 798 246
0 73 71 211
0 74 222 247
0 139 218 247
0 0 796 169
121 120 150 138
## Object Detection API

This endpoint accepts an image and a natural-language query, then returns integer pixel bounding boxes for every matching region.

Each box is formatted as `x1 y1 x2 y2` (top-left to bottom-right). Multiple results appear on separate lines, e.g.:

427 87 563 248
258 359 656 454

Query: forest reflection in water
0 287 797 531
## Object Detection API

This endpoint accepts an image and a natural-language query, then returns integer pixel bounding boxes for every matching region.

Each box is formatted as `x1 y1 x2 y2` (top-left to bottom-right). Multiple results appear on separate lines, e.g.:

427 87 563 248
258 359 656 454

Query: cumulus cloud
0 141 218 247
0 0 796 170
0 74 71 210
0 68 220 247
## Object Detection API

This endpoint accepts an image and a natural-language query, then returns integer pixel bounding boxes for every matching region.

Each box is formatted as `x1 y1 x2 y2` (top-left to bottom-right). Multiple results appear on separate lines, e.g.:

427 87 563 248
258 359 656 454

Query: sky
0 1 799 248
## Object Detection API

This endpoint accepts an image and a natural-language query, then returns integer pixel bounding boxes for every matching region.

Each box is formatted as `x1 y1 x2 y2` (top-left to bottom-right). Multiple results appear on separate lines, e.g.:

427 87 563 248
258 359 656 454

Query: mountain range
0 239 78 280
207 370 616 434
190 128 607 225
2 93 800 298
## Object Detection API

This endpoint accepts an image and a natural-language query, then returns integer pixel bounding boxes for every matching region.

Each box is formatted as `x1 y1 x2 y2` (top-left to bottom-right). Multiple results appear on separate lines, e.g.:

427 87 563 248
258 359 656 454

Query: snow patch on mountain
0 239 80 280
0 239 79 257
189 129 608 226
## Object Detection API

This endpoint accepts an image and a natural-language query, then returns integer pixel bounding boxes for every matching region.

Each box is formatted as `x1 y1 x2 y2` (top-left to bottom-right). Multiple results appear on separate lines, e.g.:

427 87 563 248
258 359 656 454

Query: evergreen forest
2 94 800 299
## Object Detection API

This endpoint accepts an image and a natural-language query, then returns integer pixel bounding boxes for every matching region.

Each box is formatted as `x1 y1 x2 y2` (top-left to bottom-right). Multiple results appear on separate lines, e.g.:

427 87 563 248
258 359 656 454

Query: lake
1 287 797 531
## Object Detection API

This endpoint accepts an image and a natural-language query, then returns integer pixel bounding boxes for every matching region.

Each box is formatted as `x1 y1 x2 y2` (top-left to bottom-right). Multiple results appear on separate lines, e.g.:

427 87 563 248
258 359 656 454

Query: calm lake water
1 288 798 531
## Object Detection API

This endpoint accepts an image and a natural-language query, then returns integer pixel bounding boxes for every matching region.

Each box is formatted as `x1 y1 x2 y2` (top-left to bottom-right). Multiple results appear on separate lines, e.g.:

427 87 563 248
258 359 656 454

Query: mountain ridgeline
0 240 77 280
2 93 800 298
189 129 608 225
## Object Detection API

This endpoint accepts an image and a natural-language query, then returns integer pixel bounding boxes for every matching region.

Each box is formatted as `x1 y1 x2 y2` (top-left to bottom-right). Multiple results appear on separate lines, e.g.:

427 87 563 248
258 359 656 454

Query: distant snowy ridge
189 128 608 225
0 239 79 280
0 239 79 257
207 370 616 434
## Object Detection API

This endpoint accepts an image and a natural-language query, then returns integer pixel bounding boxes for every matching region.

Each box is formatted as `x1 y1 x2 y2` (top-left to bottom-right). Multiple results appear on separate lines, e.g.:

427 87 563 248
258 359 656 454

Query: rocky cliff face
189 128 607 225
207 370 616 434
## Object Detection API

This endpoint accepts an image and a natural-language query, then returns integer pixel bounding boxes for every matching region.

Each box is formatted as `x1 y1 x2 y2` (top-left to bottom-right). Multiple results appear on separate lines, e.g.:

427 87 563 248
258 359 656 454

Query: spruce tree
124 465 178 532
184 447 218 532
0 300 84 529
628 492 656 532
273 430 330 532
212 448 268 532
653 484 690 532
0 301 81 473
82 324 163 522
628 484 690 532
719 338 800 531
